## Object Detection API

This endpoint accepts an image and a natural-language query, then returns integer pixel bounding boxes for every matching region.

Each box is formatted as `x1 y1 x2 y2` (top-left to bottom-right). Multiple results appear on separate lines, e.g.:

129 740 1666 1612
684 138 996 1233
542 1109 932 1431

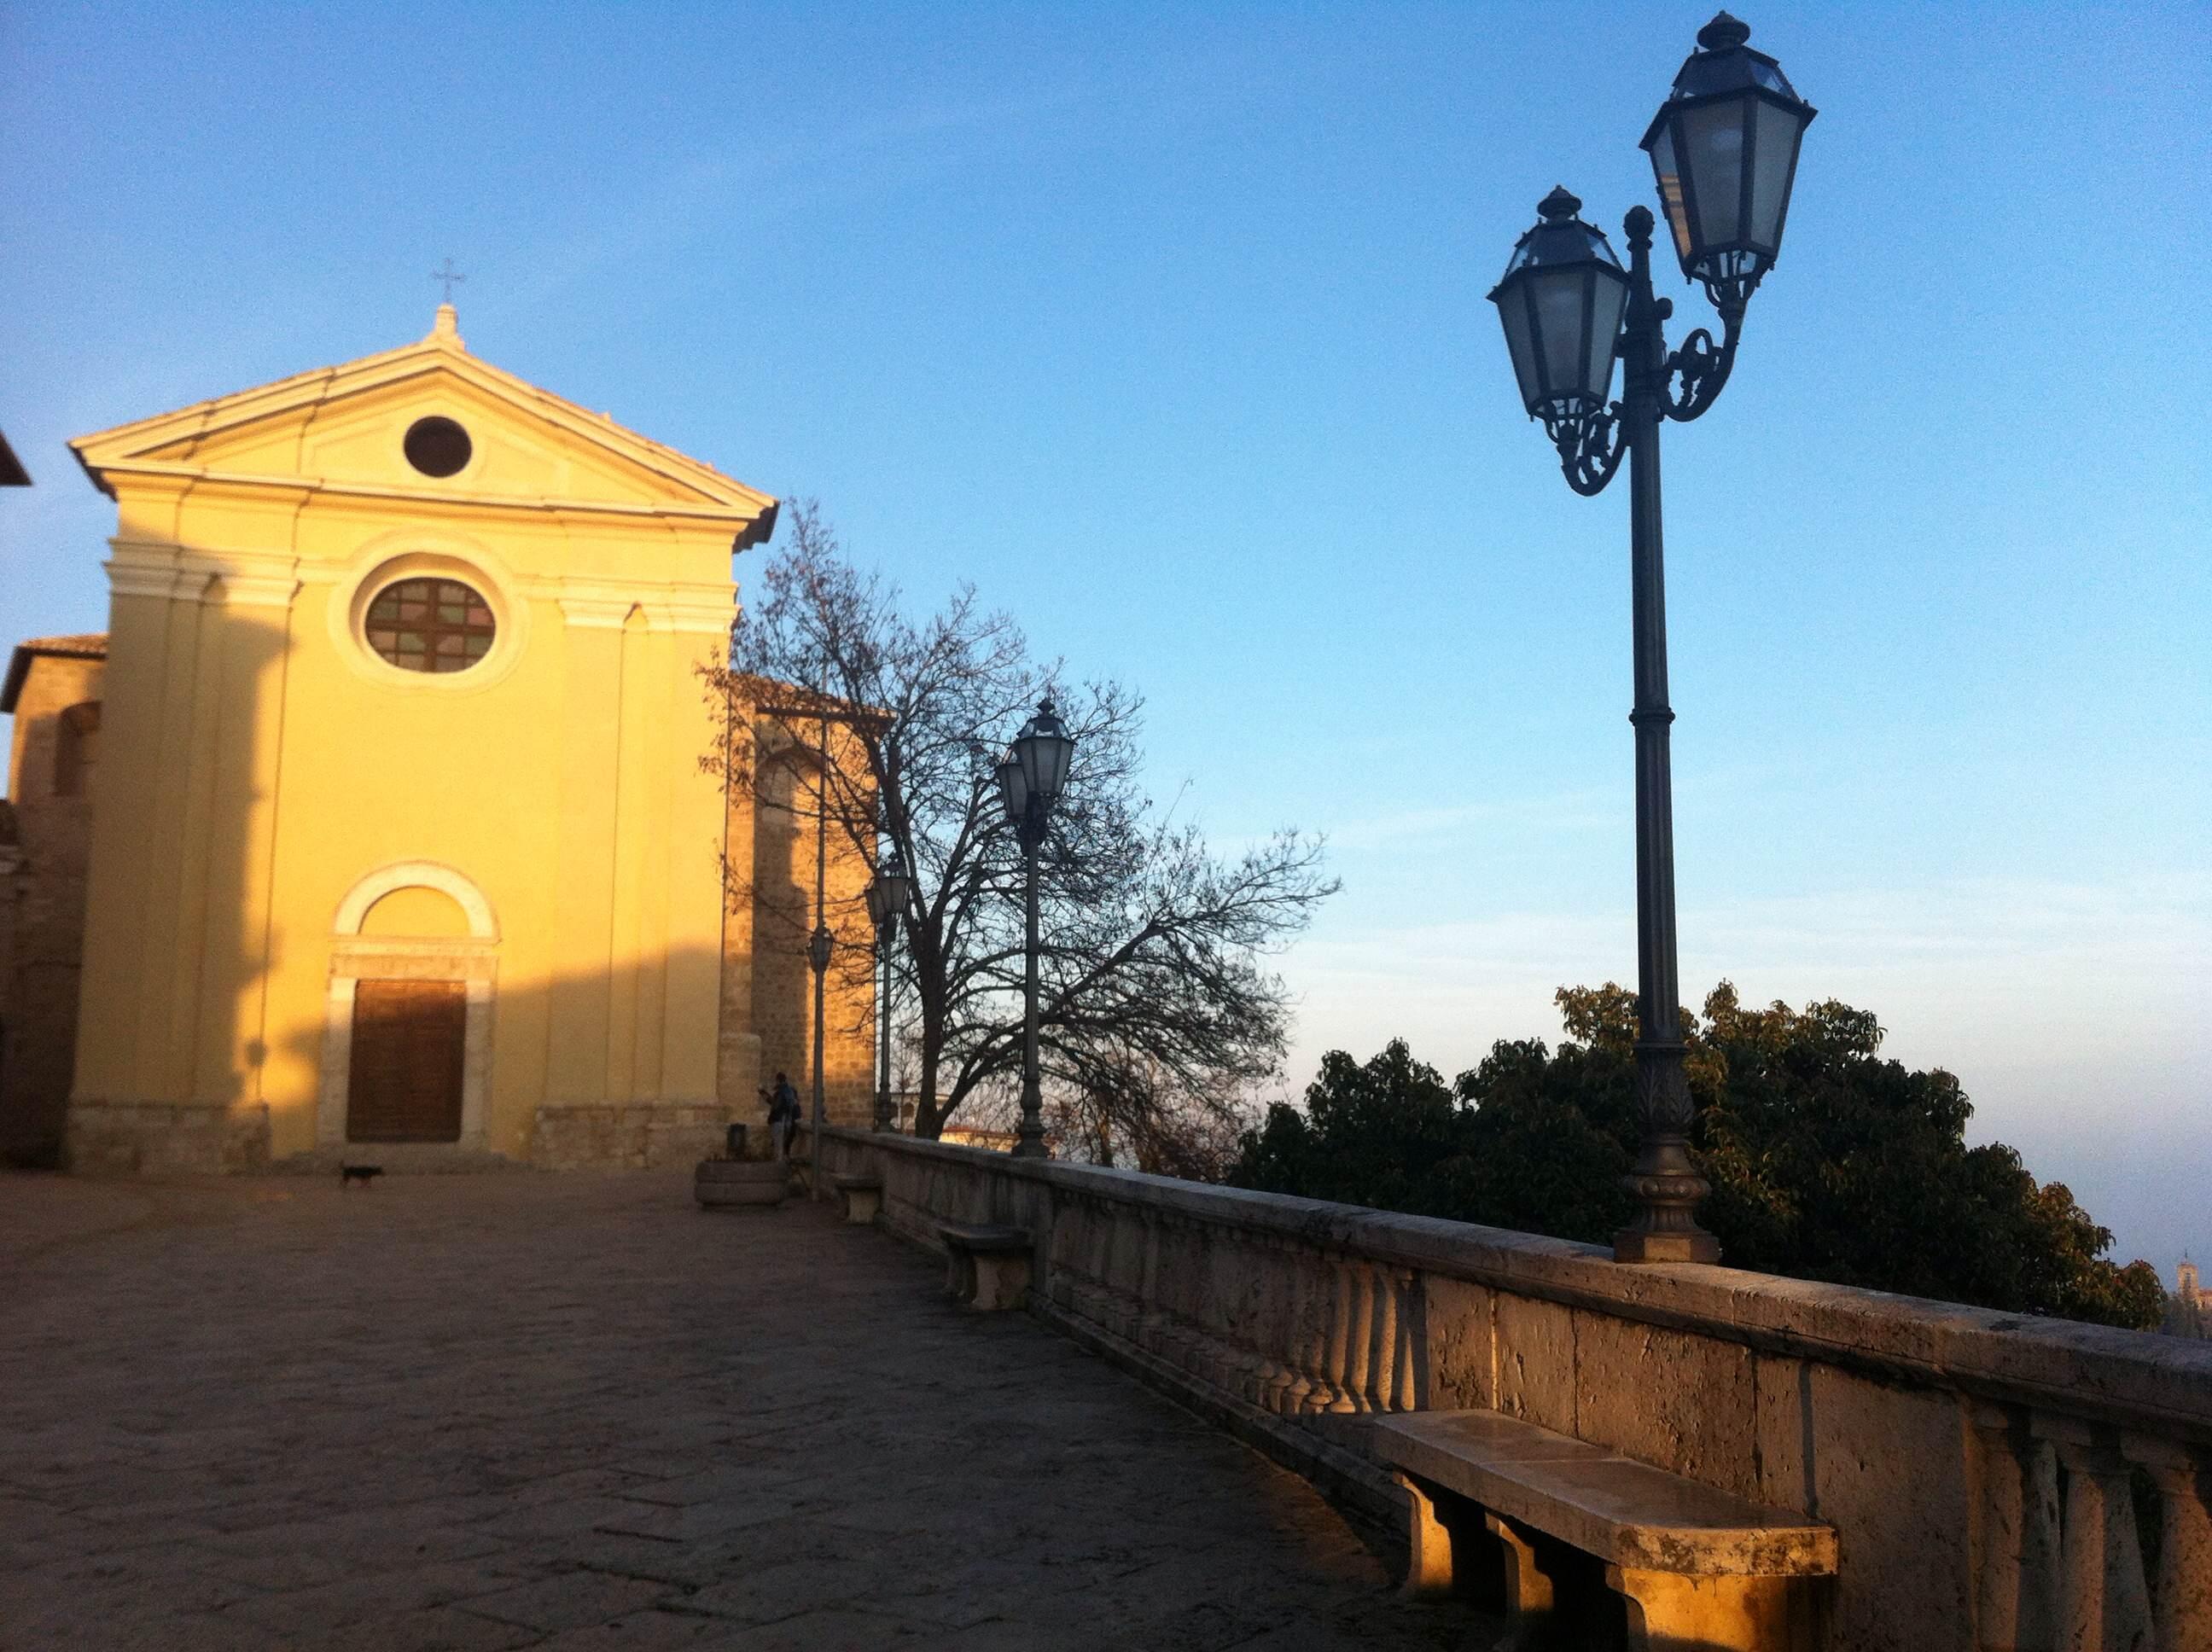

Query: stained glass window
364 578 496 673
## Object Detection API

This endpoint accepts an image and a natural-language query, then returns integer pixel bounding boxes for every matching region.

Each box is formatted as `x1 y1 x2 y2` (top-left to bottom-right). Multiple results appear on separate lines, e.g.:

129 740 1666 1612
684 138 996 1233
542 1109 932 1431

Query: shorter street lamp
806 916 832 1190
994 696 1075 1160
864 846 912 1133
1488 12 1813 1262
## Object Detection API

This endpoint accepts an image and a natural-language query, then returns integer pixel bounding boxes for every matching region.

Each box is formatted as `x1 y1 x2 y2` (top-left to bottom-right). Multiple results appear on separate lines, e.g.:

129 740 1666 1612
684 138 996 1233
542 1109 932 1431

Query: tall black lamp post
1489 12 1813 1263
864 846 911 1132
994 696 1075 1159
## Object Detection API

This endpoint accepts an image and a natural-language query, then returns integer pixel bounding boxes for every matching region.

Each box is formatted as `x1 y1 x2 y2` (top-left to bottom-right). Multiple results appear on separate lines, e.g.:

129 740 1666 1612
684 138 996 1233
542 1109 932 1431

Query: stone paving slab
0 1170 1493 1649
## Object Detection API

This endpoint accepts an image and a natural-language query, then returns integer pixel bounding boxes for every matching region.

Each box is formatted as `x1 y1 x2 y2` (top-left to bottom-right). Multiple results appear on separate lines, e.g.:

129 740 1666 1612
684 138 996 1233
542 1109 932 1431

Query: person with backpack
764 1072 801 1161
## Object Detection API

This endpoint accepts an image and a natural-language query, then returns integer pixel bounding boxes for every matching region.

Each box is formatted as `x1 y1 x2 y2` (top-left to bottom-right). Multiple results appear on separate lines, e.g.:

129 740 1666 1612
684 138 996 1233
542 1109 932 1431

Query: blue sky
3 3 2206 1271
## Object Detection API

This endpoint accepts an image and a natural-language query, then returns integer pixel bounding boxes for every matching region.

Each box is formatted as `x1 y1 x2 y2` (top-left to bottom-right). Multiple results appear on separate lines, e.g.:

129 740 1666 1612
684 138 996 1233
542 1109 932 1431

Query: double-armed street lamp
864 846 912 1132
1488 12 1814 1263
995 696 1076 1160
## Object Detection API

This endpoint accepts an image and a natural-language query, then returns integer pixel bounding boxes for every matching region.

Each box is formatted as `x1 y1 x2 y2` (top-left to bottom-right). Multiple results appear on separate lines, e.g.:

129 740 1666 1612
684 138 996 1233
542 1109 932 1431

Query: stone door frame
317 861 498 1153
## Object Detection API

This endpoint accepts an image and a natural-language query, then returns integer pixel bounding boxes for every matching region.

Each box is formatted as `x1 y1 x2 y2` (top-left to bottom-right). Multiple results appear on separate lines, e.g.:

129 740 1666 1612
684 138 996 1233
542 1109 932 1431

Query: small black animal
339 1164 384 1188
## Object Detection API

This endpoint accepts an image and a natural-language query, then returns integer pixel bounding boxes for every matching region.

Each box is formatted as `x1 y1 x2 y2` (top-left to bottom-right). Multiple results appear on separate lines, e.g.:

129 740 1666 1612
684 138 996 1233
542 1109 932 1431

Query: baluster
1976 1409 2059 1651
1323 1259 1359 1415
2049 1428 2155 1652
1301 1254 1342 1414
1335 1263 1371 1412
1392 1270 1417 1412
1048 1194 1083 1312
1090 1197 1121 1328
1237 1233 1275 1405
1113 1203 1146 1337
1278 1242 1316 1413
2029 1434 2066 1641
2131 1435 2212 1652
1130 1211 1155 1348
1148 1214 1179 1358
1365 1264 1396 1411
1192 1224 1232 1389
1248 1236 1286 1410
1075 1195 1103 1324
1165 1219 1202 1370
1220 1230 1256 1403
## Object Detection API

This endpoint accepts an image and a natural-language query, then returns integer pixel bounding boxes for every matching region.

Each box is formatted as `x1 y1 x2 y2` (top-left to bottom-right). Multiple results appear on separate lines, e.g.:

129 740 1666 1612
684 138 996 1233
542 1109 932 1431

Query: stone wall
64 1100 267 1175
2 646 104 1166
719 697 876 1143
530 1102 731 1170
822 1127 2212 1652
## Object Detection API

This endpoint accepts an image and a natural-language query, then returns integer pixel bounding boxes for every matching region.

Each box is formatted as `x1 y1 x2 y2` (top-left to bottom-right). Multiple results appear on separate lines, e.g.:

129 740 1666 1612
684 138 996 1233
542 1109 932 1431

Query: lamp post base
1613 1120 1720 1264
1612 1227 1721 1265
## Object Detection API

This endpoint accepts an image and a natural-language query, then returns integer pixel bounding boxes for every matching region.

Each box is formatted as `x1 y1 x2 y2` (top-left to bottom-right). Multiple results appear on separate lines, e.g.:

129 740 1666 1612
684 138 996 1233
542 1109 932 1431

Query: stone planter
694 1157 788 1211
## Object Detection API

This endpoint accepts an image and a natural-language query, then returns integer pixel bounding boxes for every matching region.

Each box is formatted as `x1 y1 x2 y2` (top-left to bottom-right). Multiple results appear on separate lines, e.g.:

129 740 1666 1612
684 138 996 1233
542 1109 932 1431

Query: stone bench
1376 1410 1836 1651
936 1222 1032 1312
830 1172 882 1225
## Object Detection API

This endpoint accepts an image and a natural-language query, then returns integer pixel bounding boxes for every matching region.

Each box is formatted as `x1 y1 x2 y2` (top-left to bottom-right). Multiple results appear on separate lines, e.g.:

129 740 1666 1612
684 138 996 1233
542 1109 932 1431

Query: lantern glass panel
1649 125 1694 265
1748 95 1803 250
1583 268 1627 404
1680 97 1748 251
995 756 1028 823
1499 283 1542 413
1018 726 1074 805
1533 267 1589 404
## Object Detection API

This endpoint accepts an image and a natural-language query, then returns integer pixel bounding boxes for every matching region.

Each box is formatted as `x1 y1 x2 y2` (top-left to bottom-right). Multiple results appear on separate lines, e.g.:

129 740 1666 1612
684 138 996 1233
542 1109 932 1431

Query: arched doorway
317 862 498 1152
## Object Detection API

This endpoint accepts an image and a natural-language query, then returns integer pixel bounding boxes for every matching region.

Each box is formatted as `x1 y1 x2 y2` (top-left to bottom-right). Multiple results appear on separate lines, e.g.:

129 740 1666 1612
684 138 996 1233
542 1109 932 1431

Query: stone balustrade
818 1126 2212 1651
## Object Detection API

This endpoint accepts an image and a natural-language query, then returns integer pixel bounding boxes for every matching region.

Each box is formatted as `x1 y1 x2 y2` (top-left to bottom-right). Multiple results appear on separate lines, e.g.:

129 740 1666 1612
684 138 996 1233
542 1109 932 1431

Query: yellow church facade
47 305 875 1173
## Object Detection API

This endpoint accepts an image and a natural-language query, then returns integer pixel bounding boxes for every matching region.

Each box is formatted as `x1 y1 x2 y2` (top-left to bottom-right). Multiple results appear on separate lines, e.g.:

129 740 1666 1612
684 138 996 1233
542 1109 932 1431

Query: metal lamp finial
1697 11 1751 50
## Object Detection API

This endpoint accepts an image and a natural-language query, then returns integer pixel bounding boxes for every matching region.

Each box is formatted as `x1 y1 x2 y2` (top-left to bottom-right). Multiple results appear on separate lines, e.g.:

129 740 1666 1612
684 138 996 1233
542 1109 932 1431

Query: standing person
765 1071 800 1161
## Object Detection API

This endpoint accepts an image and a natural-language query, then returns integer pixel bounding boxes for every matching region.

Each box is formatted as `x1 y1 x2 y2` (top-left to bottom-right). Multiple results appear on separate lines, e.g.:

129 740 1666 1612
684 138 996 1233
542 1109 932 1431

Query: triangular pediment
70 313 776 542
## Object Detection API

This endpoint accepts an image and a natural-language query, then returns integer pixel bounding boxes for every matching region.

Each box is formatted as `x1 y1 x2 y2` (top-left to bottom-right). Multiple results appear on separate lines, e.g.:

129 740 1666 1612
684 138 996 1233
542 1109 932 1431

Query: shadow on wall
55 593 287 1176
49 571 880 1177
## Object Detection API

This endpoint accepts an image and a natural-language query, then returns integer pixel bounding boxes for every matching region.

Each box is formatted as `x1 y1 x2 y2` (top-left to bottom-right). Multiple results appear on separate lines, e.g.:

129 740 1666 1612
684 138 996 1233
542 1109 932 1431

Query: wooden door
346 980 466 1143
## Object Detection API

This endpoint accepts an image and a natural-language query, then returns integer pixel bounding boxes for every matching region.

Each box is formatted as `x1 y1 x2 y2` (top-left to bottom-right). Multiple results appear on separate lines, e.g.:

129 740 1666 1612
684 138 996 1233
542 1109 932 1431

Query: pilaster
544 596 625 1101
660 600 733 1102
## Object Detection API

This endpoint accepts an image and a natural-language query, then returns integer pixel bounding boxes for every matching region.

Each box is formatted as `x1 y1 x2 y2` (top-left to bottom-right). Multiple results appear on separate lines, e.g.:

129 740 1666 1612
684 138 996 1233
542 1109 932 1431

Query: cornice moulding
92 461 768 532
557 597 636 630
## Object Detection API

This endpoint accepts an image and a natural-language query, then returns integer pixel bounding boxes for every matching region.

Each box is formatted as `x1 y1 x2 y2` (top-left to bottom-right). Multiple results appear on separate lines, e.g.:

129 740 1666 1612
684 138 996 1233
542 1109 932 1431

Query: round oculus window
403 416 473 478
364 578 496 673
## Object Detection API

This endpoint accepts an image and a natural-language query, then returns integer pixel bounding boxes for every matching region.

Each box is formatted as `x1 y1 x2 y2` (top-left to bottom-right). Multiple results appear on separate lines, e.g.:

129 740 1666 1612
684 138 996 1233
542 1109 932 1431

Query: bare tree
701 500 1336 1153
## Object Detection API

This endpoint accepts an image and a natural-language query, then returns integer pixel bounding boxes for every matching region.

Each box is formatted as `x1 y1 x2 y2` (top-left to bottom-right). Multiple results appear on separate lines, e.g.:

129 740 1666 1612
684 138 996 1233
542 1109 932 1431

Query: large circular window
403 416 473 478
364 578 496 673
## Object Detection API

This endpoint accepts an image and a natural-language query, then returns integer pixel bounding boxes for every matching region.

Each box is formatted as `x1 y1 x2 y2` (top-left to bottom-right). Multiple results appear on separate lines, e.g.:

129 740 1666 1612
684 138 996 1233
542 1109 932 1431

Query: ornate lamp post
1489 12 1813 1264
864 846 912 1132
994 696 1075 1159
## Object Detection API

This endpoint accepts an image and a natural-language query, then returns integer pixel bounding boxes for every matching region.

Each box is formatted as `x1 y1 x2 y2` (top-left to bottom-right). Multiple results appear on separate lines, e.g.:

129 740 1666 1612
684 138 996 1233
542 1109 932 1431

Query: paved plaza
0 1169 1487 1650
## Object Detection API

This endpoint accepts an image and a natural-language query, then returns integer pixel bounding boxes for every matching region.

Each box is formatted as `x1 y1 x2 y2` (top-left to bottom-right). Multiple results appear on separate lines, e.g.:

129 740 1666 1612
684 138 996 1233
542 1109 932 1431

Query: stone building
2167 1257 2209 1340
2 307 876 1172
0 636 107 1165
